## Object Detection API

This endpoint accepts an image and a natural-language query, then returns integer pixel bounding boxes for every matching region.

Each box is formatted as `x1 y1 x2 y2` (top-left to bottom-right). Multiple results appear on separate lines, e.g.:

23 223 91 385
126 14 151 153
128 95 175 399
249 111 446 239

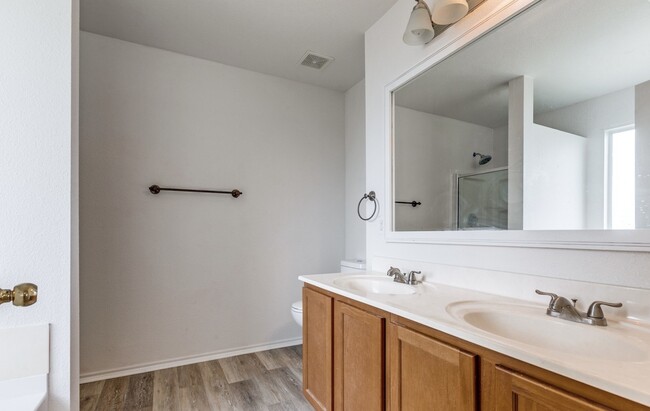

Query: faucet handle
535 289 559 309
587 301 623 319
406 271 421 285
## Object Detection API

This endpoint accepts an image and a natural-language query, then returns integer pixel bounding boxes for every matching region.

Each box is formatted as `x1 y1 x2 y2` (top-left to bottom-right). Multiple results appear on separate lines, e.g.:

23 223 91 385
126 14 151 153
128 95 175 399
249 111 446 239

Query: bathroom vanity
305 0 650 408
299 272 650 411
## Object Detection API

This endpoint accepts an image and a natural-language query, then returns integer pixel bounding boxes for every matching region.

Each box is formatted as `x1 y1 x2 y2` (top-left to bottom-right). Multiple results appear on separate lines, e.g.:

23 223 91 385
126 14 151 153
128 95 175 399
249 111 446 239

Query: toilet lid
291 301 302 312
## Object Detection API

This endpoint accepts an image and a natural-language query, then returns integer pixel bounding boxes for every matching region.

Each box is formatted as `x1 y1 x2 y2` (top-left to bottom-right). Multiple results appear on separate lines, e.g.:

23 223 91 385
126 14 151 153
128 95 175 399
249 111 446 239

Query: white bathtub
0 324 49 411
0 375 47 411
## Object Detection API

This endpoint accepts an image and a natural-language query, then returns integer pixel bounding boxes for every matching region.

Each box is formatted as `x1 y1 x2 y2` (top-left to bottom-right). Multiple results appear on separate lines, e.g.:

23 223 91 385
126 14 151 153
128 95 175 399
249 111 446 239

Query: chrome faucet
387 267 421 285
406 270 421 285
535 290 622 326
387 267 408 283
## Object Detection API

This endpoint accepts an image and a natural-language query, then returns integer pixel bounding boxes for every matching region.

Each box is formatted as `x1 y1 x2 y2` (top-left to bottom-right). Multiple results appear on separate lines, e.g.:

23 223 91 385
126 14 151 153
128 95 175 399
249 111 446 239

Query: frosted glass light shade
432 0 469 25
403 1 435 45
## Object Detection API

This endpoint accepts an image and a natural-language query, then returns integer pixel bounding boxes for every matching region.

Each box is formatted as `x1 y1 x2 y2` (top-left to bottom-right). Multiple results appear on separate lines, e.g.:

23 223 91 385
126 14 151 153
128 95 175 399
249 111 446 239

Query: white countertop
299 272 650 407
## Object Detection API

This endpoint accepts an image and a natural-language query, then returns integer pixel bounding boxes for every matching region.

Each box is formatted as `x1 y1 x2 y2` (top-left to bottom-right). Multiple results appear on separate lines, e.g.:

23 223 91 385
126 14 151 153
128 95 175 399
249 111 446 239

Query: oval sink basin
447 301 650 363
333 275 416 295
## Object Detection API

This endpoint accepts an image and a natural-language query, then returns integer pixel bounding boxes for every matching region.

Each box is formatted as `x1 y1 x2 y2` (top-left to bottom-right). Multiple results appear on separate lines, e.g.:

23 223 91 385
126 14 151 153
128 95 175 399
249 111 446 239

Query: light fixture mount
404 0 486 46
432 0 469 26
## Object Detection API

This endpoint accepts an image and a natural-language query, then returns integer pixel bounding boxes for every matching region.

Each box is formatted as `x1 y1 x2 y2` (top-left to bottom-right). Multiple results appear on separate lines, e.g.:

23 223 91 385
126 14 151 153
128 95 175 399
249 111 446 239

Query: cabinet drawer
494 366 610 411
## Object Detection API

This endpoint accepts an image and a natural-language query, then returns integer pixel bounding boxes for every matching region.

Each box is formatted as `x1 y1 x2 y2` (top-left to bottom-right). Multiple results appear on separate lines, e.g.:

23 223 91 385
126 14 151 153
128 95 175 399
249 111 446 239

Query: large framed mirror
386 0 650 250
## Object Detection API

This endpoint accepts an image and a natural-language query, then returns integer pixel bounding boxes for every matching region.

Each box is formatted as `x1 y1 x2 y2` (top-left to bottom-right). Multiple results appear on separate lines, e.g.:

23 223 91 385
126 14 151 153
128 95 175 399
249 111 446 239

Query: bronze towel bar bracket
149 185 242 198
395 200 421 207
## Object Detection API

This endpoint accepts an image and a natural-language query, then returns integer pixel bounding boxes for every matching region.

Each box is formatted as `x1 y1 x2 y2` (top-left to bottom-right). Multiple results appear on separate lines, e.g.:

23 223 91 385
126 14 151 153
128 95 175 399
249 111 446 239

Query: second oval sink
333 275 416 295
447 301 650 363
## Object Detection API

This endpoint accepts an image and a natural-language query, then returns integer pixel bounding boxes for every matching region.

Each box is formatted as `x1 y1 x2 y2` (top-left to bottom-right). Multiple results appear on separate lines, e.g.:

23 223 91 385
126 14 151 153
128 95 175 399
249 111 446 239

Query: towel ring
357 191 378 221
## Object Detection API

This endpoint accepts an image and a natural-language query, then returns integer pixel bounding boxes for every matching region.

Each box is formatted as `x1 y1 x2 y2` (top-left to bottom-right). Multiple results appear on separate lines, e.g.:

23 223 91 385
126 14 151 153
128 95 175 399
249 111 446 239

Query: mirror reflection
392 0 650 232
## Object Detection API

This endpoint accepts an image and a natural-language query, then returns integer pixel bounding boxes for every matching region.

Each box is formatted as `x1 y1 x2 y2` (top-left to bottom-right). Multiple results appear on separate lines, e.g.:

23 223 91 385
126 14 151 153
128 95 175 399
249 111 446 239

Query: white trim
79 337 302 384
383 0 650 252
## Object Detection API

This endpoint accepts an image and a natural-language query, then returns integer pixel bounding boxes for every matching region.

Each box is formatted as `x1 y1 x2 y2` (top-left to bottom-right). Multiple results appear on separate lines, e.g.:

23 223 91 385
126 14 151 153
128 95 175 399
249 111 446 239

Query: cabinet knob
0 283 38 307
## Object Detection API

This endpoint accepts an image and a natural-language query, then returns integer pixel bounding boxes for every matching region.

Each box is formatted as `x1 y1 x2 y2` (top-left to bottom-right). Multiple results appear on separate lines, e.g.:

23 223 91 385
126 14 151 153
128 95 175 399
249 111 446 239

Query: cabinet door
334 301 386 410
303 288 333 411
494 366 610 411
390 324 477 411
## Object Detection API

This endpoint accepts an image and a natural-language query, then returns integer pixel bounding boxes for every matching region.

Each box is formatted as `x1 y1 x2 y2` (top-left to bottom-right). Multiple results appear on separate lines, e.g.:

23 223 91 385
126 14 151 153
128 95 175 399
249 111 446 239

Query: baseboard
80 337 303 384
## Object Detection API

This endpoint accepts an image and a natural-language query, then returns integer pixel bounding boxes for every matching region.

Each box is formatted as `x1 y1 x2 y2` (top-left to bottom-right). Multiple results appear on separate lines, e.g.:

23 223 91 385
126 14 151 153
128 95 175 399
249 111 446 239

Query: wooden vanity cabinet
302 287 333 410
334 301 386 410
303 286 388 411
302 285 649 411
389 323 477 410
396 316 649 411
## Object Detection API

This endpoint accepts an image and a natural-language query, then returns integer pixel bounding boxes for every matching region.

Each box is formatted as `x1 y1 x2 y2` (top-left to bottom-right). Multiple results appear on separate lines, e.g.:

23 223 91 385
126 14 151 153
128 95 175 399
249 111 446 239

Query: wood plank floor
81 345 312 411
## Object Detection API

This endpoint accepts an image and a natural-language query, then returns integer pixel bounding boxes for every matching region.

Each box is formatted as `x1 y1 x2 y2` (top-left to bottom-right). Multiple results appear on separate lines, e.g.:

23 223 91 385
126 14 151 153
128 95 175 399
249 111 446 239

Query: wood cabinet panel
389 323 477 411
494 366 610 411
302 286 649 411
393 315 649 411
334 300 386 411
303 287 333 411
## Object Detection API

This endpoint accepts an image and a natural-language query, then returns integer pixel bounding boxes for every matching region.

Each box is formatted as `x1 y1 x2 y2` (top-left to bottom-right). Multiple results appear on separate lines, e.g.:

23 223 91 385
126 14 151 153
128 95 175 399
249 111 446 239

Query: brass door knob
0 283 38 307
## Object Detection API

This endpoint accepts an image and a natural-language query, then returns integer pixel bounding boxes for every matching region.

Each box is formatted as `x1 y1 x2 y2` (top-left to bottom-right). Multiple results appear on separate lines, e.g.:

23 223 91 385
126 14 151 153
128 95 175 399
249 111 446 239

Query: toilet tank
340 259 366 273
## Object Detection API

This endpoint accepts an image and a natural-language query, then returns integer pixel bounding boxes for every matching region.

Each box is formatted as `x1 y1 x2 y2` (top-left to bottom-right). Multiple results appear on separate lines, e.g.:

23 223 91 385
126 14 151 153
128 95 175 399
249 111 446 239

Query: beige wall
394 106 496 231
345 80 367 261
80 32 345 377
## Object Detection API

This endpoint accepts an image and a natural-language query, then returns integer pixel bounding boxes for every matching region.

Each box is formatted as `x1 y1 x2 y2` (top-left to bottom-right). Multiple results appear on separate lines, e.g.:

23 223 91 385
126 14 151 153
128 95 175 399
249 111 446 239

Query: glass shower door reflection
457 168 508 230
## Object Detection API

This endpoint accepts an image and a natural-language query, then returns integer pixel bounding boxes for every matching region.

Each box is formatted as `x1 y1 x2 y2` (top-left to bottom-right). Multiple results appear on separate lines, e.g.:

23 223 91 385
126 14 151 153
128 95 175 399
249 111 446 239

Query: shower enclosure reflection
456 168 508 230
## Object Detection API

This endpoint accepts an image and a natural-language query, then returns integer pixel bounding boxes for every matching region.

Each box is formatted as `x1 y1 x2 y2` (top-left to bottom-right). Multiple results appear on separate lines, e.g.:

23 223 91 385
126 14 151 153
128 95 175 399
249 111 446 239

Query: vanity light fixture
431 0 469 25
403 0 435 45
403 0 471 45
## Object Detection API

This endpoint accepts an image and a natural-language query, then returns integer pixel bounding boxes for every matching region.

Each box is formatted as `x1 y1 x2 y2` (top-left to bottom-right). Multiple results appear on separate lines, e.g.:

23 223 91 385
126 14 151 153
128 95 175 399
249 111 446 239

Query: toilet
339 259 367 273
291 300 303 327
291 259 366 327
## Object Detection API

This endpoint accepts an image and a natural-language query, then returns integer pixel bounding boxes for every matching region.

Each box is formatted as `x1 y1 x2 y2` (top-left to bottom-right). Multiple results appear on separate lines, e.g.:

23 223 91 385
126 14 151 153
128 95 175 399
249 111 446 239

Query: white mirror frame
384 0 650 252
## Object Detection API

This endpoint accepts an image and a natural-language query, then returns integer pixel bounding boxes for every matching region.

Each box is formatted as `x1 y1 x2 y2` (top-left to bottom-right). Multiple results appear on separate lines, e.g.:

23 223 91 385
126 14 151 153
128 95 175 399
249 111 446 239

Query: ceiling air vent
300 51 334 70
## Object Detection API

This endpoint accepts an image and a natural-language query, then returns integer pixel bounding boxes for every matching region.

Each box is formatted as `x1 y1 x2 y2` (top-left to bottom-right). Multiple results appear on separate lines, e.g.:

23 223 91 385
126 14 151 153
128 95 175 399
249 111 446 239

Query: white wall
524 124 587 230
535 87 635 228
636 81 650 229
365 0 650 290
492 125 509 169
507 76 532 229
80 32 345 377
345 81 367 261
0 1 77 409
508 76 588 230
394 106 495 231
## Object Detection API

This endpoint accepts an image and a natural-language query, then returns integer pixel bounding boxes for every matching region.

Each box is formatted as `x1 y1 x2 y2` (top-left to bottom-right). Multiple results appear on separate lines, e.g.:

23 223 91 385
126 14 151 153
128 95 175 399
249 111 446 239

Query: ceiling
395 0 650 128
80 0 398 92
